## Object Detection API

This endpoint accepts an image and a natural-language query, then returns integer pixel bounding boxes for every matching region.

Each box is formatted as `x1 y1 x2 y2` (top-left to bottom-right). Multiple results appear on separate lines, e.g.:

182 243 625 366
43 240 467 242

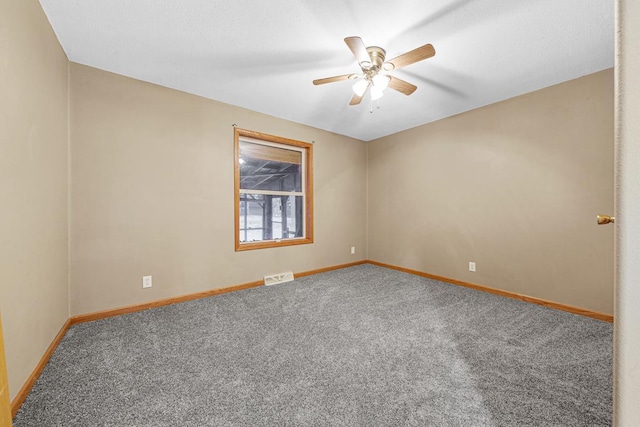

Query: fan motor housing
365 46 386 69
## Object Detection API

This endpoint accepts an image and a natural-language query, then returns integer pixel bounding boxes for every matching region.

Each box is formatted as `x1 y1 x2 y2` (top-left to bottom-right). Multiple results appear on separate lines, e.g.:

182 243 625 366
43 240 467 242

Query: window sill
235 237 314 252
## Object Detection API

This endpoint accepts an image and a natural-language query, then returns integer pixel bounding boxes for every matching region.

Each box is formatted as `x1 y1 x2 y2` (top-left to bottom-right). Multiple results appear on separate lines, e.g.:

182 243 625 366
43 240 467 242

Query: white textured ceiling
38 0 614 141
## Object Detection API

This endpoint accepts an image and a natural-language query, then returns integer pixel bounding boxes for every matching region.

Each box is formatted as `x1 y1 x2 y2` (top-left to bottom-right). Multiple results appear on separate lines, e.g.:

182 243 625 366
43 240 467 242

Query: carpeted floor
13 264 613 426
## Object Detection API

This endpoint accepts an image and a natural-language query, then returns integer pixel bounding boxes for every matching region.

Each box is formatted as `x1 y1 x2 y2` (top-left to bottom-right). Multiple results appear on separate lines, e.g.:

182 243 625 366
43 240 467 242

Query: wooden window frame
234 128 314 251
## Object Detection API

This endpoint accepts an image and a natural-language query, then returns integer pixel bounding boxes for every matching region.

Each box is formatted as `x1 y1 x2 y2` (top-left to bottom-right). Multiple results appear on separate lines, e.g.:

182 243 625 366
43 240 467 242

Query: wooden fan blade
386 43 435 70
349 93 364 105
388 76 417 95
349 84 370 105
313 74 356 85
344 36 370 66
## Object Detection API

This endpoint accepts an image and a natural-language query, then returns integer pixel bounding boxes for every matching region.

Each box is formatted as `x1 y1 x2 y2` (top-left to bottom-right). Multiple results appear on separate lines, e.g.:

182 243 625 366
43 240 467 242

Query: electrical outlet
351 246 356 255
142 275 152 288
469 262 476 272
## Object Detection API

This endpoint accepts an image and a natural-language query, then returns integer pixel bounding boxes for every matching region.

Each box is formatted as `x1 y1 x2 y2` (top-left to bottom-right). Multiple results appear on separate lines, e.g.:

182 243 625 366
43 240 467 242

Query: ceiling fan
313 36 436 106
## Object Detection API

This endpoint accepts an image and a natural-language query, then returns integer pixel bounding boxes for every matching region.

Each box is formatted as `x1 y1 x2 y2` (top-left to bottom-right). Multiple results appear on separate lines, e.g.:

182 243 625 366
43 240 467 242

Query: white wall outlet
469 262 476 272
351 246 356 255
142 275 152 288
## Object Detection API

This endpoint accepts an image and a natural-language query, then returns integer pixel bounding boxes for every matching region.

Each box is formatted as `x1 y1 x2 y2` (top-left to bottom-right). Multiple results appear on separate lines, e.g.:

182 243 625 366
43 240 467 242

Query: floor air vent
264 271 294 286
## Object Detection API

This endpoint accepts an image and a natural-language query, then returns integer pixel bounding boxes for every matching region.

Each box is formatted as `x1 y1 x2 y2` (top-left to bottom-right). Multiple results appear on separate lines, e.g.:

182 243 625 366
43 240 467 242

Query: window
234 128 313 251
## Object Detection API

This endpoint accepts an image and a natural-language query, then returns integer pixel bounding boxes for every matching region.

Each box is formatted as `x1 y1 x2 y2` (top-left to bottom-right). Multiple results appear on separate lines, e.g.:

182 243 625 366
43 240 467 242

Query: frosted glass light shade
352 79 369 97
372 74 390 90
371 86 384 100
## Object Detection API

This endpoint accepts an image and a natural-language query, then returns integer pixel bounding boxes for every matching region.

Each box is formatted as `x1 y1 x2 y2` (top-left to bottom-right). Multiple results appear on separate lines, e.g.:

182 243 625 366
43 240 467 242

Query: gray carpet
13 264 612 426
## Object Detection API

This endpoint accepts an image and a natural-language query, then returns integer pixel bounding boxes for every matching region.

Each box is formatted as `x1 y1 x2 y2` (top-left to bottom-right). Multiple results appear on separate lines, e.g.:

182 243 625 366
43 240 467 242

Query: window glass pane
238 194 303 242
239 141 301 192
239 194 265 242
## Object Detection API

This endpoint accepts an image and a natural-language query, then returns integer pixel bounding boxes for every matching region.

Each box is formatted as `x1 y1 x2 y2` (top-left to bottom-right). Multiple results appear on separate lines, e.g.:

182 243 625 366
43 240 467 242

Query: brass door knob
597 214 615 225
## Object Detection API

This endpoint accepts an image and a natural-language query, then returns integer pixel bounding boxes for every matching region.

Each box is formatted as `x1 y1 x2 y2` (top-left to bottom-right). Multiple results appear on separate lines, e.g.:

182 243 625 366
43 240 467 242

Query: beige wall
368 69 614 315
0 314 11 426
615 0 640 424
69 63 367 315
0 1 69 402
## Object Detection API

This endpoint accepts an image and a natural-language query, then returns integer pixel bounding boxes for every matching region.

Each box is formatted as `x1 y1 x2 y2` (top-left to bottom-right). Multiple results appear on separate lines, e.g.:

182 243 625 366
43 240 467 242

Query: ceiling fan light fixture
371 85 384 100
372 74 390 90
353 79 369 96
